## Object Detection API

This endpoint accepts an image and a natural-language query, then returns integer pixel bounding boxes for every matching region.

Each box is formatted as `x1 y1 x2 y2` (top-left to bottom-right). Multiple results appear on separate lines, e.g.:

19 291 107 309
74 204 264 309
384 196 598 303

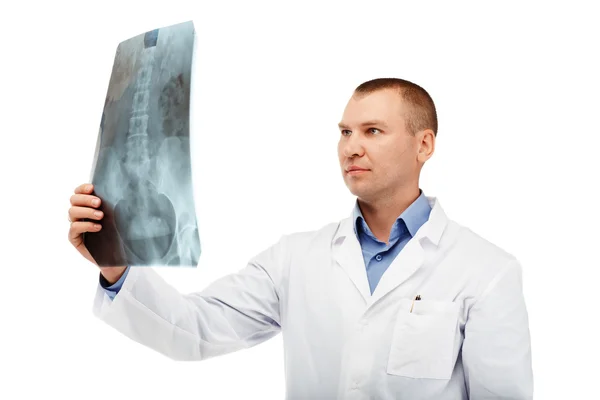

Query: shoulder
441 218 524 301
280 220 342 249
452 221 516 262
251 220 343 280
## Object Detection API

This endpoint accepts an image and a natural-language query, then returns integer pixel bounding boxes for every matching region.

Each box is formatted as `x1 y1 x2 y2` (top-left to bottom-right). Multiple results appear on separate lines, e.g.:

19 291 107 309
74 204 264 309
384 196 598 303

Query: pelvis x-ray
85 20 200 268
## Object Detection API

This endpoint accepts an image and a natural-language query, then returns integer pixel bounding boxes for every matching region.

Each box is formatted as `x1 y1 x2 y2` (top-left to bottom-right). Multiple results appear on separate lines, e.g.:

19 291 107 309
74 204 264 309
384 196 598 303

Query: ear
416 129 435 163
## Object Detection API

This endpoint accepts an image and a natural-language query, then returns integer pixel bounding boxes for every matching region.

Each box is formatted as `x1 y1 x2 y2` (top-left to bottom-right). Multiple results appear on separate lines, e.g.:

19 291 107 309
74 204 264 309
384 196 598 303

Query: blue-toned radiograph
85 20 200 268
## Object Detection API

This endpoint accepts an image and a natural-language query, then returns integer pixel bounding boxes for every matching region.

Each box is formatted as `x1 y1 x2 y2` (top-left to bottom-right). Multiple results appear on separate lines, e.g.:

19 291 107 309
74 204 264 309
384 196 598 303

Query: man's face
337 89 424 202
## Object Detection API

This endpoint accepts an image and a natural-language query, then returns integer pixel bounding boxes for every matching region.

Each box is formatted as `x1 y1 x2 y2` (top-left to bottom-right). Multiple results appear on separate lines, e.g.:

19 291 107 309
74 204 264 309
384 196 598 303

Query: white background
1 0 598 398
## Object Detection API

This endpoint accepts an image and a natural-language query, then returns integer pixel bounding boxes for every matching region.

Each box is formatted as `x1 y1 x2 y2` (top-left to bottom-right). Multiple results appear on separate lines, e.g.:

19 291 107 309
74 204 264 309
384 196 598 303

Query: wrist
100 266 127 285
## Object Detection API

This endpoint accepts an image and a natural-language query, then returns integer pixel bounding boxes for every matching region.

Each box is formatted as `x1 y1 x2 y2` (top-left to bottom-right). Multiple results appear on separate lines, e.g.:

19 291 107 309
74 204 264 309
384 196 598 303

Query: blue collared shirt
353 190 432 294
101 191 431 298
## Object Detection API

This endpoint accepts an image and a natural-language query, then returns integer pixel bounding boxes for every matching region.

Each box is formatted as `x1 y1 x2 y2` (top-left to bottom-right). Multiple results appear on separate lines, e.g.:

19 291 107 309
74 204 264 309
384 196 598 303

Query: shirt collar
352 189 432 241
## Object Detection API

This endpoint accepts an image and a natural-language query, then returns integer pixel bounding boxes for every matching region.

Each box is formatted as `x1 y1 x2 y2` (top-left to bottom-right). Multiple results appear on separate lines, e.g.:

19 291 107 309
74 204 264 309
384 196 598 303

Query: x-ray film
85 20 200 268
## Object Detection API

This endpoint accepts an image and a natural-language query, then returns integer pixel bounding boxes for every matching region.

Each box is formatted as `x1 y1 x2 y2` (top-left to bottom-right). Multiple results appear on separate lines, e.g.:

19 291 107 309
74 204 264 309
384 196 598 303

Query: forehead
340 89 406 127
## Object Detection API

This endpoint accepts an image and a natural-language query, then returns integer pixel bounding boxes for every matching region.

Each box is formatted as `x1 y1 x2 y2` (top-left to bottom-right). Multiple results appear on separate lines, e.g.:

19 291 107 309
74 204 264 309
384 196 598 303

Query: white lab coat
93 196 533 399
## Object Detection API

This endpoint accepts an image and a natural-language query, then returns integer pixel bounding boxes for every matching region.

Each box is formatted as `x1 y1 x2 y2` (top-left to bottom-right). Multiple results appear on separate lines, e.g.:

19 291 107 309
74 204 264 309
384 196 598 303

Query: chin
346 183 372 199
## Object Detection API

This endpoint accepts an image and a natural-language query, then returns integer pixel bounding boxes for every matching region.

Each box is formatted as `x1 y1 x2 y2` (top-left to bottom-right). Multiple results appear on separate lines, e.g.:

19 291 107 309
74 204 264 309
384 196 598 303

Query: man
68 78 533 399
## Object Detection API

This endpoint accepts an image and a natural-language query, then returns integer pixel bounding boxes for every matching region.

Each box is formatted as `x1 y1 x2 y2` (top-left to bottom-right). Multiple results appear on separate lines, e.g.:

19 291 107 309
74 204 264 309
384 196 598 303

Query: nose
341 134 365 158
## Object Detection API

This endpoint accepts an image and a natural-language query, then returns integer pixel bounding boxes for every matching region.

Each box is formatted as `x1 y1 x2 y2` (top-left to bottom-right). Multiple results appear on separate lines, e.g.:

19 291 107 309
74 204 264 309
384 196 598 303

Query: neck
357 186 421 243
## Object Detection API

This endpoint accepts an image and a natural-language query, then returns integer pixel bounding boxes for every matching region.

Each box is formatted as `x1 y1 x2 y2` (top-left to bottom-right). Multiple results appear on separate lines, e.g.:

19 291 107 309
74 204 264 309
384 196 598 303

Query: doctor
68 78 533 399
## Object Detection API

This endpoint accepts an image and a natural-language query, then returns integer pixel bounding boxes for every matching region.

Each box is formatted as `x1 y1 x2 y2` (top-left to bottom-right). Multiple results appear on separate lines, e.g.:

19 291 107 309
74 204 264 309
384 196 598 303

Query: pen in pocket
410 294 421 313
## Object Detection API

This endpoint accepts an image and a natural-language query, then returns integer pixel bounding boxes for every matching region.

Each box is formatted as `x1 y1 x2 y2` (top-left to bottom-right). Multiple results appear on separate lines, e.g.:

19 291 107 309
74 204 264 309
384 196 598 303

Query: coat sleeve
92 235 288 361
462 259 534 399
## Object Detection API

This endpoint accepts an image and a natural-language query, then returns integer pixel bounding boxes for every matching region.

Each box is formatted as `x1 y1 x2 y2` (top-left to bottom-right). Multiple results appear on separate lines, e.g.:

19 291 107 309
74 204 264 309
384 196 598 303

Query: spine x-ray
85 20 200 268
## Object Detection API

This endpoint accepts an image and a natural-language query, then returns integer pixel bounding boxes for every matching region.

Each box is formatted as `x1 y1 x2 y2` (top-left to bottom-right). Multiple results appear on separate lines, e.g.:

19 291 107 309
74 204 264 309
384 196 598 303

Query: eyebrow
338 120 388 129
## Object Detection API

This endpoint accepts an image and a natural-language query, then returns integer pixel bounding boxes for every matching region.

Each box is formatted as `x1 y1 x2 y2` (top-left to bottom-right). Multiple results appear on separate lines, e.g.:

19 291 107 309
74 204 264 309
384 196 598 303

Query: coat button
375 254 382 261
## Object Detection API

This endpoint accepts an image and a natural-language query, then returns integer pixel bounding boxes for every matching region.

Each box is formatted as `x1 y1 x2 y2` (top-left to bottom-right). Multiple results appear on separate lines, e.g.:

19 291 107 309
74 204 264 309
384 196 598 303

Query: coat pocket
387 298 459 380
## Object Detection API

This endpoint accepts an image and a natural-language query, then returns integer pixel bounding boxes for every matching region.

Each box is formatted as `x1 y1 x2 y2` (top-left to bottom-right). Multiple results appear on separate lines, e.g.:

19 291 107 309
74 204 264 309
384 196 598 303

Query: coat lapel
331 196 449 307
368 236 425 306
332 216 372 304
369 196 449 305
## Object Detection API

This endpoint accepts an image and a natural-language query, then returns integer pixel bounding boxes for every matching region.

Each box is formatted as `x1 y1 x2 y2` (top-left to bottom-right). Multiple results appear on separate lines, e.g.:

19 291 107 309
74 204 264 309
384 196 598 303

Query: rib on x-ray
84 20 200 268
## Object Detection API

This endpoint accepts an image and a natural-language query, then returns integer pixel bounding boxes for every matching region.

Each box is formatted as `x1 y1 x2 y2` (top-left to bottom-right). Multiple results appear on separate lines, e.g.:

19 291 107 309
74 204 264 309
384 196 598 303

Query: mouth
346 168 370 175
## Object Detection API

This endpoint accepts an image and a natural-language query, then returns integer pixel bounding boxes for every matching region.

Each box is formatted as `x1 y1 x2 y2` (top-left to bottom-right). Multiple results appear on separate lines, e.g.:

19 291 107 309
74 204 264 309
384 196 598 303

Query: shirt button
375 254 382 261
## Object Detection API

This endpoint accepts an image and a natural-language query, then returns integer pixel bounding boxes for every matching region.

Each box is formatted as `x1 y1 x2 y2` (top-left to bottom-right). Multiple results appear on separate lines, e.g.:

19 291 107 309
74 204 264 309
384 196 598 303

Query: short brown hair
354 78 438 136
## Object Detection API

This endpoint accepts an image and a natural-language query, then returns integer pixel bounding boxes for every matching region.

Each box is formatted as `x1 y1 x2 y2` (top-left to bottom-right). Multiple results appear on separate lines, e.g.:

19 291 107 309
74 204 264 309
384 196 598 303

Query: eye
341 129 351 136
368 128 381 134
